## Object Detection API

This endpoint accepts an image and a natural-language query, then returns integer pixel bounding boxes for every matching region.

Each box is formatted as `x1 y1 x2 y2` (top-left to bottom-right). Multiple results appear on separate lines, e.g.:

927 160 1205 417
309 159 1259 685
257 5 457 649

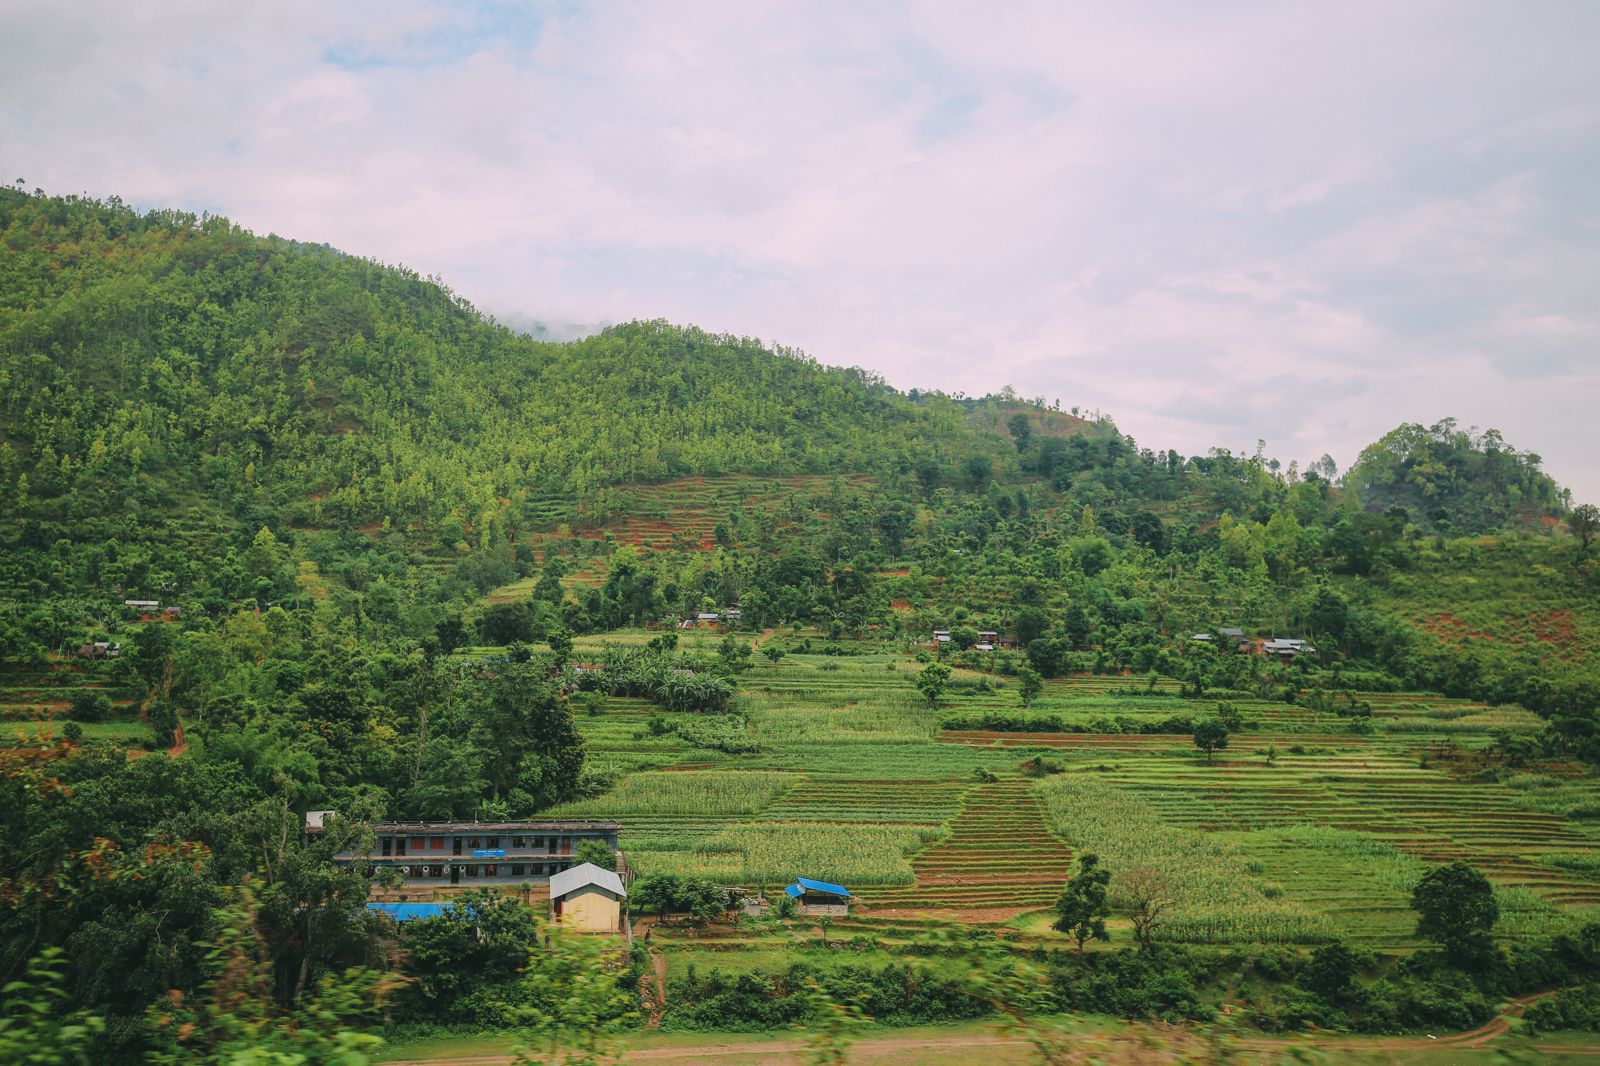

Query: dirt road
381 993 1600 1065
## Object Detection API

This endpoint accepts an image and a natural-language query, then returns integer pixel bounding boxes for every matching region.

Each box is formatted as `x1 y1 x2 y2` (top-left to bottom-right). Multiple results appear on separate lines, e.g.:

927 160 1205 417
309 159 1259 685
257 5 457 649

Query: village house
549 862 627 932
931 629 952 644
1262 638 1316 661
784 876 851 916
76 641 121 660
309 815 622 892
1192 627 1250 652
678 606 741 629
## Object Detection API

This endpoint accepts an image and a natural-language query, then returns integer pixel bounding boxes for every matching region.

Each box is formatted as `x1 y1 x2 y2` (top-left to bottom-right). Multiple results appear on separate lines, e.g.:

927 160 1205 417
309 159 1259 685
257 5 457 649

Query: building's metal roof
312 818 621 833
785 876 851 898
549 862 626 899
366 902 448 922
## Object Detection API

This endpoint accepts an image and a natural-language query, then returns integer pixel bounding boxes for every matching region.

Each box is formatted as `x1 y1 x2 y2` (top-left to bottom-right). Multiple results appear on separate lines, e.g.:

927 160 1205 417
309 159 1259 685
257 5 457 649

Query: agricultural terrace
487 474 880 601
563 627 1600 951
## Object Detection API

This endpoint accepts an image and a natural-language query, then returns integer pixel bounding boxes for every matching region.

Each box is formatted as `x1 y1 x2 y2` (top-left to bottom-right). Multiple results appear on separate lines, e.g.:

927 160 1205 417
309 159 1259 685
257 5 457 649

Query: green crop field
562 634 1600 954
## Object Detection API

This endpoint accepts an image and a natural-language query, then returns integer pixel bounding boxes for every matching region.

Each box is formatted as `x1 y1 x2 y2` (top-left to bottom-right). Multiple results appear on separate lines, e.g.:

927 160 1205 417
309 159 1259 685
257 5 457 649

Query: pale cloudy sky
4 1 1598 500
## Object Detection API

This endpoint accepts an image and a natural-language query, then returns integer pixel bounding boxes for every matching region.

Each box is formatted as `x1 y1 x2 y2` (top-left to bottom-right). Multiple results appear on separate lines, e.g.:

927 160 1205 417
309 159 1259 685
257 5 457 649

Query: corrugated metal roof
786 876 851 898
366 902 448 922
549 862 626 899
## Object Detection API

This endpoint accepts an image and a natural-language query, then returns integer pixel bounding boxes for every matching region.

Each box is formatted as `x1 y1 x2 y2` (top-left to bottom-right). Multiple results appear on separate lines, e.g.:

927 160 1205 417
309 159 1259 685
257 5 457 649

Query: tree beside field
1054 853 1112 952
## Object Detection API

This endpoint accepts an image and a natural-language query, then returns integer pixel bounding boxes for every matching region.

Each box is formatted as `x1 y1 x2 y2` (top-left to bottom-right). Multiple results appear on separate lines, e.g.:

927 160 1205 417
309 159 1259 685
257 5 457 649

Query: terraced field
864 778 1073 918
563 640 1600 949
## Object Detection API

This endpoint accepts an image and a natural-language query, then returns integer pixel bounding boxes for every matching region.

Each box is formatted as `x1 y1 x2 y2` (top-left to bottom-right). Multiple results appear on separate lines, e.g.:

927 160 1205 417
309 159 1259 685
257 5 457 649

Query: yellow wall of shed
554 886 621 932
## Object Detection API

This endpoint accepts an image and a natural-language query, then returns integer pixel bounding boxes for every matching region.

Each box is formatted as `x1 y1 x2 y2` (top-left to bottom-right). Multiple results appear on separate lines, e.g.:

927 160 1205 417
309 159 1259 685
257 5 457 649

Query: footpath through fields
380 995 1600 1064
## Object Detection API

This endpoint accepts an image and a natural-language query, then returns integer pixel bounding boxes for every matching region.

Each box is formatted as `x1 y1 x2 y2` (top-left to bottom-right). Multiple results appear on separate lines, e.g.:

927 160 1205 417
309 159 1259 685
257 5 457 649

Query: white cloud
2 0 1597 500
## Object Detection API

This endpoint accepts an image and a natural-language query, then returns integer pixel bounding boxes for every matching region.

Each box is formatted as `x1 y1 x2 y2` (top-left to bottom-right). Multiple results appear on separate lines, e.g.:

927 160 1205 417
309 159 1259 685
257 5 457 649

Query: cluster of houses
123 598 181 621
1191 628 1317 661
314 815 853 936
74 598 184 659
930 629 1017 652
677 606 741 629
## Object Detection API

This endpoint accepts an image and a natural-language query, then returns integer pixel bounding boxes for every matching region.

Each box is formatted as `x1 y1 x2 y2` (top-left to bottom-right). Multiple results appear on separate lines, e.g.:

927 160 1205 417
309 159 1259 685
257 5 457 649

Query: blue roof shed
784 876 852 899
366 902 448 922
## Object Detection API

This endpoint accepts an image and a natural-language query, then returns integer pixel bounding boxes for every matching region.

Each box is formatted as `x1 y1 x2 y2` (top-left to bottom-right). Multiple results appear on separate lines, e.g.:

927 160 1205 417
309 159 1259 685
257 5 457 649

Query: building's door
450 865 460 885
452 837 461 856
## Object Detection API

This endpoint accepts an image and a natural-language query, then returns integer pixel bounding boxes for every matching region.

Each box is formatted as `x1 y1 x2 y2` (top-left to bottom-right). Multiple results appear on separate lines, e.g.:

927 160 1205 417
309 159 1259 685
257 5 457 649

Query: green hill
6 187 1600 1061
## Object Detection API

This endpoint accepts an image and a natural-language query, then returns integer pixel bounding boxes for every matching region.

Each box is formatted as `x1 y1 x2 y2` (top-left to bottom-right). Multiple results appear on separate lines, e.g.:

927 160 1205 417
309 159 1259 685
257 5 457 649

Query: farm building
366 902 447 922
1193 628 1249 651
931 630 952 643
76 641 121 659
678 607 740 629
1262 638 1316 661
312 816 622 890
549 862 627 932
785 876 851 916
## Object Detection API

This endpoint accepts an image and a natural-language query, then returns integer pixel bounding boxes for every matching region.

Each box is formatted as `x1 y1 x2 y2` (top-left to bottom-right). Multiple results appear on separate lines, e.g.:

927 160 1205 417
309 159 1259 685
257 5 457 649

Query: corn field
551 771 794 817
1037 775 1333 943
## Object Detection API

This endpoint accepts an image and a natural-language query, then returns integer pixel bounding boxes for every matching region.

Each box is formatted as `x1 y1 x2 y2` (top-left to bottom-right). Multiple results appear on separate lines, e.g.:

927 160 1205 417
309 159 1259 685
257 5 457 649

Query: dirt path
382 993 1600 1065
645 948 667 1029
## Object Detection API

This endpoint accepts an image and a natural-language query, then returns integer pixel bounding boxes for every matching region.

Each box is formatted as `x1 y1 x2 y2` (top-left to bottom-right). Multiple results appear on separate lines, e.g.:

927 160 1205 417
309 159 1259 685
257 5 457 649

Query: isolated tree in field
1053 853 1112 951
1412 861 1498 963
916 661 952 710
1571 503 1600 551
1115 865 1174 951
1017 665 1043 709
1192 719 1230 763
630 874 684 919
762 645 786 664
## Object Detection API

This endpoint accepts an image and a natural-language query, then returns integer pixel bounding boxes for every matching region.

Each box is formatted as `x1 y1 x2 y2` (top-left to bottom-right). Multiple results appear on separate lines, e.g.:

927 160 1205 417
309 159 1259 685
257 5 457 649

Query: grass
634 822 942 887
541 641 1600 949
0 719 152 742
550 771 795 817
1037 773 1334 944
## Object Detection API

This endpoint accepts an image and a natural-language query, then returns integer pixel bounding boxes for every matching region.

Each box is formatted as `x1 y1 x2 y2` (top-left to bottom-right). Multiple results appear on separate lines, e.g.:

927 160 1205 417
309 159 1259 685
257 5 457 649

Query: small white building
549 862 627 933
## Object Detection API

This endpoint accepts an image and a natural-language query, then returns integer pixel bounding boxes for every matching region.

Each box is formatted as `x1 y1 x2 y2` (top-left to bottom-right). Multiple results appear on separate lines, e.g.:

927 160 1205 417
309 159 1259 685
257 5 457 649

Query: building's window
410 836 426 851
484 864 497 876
533 836 545 849
433 866 446 878
381 837 392 857
464 865 478 878
430 836 445 850
467 836 480 849
394 838 407 856
512 835 529 848
485 835 500 849
511 864 525 876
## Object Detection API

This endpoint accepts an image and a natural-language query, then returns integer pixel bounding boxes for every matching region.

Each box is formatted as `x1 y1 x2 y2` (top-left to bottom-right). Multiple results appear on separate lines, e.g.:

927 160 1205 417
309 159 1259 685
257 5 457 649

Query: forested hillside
0 186 985 594
5 187 1600 1062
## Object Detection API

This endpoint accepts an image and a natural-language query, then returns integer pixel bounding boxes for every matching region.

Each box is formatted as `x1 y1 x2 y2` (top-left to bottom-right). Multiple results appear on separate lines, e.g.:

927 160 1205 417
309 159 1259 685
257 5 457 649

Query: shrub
67 691 112 722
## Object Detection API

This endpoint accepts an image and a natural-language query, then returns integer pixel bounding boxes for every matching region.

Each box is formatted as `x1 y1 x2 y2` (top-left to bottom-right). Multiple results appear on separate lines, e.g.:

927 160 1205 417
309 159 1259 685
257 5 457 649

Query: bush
68 691 112 722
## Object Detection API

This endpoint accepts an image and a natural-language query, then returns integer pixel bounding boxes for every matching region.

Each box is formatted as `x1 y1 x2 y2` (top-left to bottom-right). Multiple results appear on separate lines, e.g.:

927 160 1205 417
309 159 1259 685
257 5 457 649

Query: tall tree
1053 853 1112 951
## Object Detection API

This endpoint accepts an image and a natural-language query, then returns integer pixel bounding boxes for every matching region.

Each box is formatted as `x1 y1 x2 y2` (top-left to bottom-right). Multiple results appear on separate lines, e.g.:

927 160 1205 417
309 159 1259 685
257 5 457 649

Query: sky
4 1 1598 500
